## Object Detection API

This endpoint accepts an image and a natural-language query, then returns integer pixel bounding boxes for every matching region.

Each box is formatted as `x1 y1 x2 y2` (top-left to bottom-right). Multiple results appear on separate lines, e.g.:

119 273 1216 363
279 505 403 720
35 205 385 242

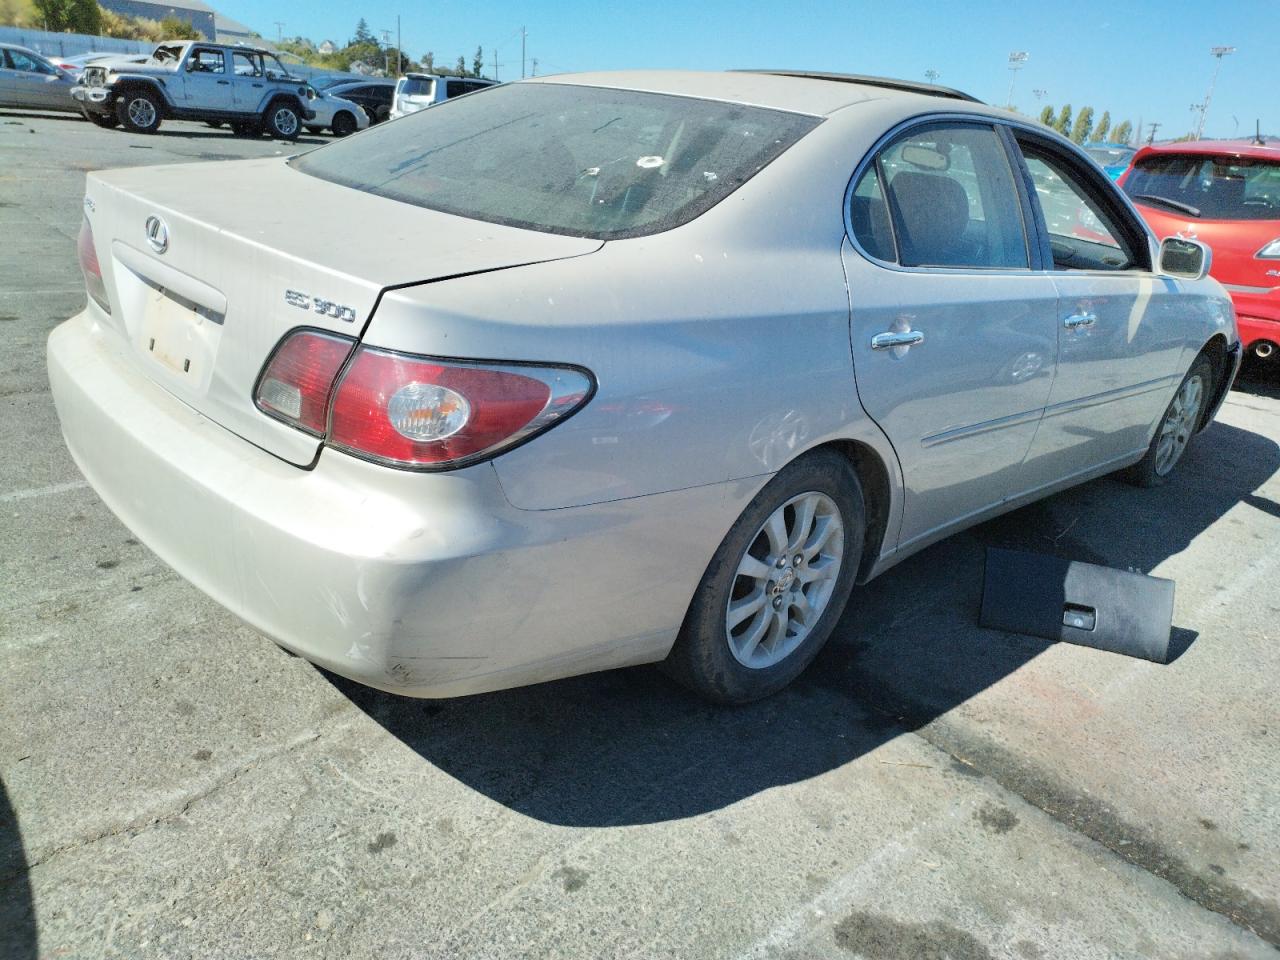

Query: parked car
0 43 79 113
1083 141 1137 181
50 71 1239 705
71 41 314 137
390 73 497 119
47 52 147 79
1122 140 1280 364
319 78 395 124
301 84 369 136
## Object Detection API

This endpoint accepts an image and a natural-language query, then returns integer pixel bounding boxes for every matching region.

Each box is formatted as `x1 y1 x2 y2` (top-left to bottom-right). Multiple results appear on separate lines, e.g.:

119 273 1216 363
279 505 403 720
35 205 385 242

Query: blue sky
219 0 1275 139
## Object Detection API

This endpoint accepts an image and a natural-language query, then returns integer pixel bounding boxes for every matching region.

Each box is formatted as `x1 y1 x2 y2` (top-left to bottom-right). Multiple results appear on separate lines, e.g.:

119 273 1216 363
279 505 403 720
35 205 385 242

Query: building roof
113 0 217 12
214 13 255 36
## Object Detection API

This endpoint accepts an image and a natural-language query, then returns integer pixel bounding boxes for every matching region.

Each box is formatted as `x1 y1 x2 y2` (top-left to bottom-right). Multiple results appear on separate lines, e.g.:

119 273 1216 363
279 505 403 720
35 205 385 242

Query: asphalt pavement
2 109 1278 960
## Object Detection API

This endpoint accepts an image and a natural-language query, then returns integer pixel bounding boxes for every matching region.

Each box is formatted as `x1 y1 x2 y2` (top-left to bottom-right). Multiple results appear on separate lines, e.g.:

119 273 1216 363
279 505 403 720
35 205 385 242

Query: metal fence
0 25 151 58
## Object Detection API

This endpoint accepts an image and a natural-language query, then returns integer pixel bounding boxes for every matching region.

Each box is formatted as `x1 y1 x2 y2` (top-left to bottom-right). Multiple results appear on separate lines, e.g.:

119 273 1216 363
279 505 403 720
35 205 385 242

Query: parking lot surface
2 111 1278 960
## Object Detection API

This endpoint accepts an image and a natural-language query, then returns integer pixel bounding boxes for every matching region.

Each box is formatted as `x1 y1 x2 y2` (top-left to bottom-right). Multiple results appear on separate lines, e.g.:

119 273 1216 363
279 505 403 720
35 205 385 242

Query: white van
390 73 497 119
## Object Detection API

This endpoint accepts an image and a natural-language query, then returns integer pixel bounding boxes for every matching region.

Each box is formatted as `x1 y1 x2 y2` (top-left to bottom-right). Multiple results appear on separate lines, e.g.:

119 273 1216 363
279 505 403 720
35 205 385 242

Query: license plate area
133 282 222 395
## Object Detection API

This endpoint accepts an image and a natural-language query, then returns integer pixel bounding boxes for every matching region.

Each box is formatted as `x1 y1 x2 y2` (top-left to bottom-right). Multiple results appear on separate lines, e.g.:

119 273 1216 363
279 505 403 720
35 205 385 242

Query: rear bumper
48 310 740 697
1226 289 1280 349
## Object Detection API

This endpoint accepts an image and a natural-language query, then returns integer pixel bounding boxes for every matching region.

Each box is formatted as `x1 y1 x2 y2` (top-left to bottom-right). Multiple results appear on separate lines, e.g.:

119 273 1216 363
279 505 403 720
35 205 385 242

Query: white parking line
1 479 89 503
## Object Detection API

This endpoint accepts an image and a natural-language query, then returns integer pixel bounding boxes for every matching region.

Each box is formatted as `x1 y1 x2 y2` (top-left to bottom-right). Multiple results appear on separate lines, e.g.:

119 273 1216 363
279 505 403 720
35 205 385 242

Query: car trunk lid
83 157 601 466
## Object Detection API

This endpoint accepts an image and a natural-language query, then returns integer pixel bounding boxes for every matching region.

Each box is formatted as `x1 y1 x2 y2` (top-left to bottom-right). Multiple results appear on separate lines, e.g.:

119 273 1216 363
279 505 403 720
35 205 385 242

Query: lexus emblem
144 215 169 254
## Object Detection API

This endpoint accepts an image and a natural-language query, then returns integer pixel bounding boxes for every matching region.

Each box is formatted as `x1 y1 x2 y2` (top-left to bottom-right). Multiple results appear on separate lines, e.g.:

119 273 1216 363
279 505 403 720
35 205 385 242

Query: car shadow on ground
0 109 84 124
325 421 1279 828
0 778 35 960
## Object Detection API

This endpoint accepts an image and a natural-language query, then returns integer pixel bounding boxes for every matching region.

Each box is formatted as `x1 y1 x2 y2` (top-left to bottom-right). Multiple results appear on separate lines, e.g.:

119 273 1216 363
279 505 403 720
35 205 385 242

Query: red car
1121 140 1280 364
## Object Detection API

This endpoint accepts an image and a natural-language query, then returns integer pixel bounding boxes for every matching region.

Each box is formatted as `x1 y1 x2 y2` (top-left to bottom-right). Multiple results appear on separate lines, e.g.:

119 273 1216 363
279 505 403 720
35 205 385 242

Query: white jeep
72 41 315 138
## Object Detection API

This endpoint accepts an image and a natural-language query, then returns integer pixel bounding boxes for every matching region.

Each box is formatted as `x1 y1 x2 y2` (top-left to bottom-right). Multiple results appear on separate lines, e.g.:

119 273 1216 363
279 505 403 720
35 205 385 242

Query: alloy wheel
725 491 844 669
273 107 298 136
1154 372 1205 476
128 98 156 128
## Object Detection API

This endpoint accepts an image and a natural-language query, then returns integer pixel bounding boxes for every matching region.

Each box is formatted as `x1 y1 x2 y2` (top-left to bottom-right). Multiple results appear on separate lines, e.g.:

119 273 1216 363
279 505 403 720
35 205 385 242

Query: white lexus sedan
49 71 1240 704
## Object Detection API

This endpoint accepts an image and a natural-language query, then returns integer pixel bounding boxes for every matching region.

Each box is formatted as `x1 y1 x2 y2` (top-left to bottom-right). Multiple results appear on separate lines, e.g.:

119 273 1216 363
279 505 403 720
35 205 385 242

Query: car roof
1135 140 1280 163
530 69 984 117
1083 141 1135 150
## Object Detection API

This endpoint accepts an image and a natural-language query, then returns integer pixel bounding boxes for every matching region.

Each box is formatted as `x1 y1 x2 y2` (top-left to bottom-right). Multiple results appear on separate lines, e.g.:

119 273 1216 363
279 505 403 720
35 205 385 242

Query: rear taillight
328 347 593 469
254 330 355 435
78 218 111 314
255 332 593 468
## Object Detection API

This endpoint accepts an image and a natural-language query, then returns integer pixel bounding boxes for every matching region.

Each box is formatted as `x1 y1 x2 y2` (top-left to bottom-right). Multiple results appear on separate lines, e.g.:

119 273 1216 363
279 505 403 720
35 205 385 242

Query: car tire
663 449 865 704
331 111 357 137
87 113 119 129
263 100 301 140
115 90 162 133
1125 356 1215 488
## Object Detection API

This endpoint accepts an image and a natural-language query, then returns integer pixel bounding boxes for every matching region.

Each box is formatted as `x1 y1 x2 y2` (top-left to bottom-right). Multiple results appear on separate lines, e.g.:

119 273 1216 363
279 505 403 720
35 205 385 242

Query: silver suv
72 41 314 138
389 73 497 119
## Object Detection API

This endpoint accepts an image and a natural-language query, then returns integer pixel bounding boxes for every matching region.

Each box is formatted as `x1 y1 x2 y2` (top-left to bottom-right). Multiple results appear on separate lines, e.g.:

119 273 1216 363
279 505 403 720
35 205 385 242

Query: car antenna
1253 119 1266 146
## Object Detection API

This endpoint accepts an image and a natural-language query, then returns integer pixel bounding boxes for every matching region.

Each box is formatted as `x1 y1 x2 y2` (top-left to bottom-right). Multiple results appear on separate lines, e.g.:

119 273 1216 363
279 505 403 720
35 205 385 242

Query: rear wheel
263 101 300 140
663 450 864 704
1126 356 1214 487
331 111 357 137
115 90 161 133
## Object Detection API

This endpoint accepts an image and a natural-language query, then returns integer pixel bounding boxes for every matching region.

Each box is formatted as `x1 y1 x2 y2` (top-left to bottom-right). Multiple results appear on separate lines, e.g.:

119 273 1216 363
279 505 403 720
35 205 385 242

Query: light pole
1005 51 1028 109
1192 45 1235 140
924 69 939 84
1032 88 1046 101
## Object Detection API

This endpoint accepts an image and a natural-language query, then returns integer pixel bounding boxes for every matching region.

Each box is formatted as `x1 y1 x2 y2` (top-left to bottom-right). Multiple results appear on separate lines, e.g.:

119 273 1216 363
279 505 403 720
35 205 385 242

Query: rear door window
1123 153 1280 221
850 122 1029 269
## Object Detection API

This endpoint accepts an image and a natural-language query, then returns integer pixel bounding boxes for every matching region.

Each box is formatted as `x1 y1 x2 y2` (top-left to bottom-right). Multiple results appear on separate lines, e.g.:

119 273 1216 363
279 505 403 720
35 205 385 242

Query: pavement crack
908 719 1280 948
0 729 324 887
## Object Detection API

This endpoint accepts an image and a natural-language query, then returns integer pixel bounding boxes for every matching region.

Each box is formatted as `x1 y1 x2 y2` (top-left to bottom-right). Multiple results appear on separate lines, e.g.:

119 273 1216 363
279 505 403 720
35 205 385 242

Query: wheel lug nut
793 554 803 566
775 557 786 568
772 597 783 609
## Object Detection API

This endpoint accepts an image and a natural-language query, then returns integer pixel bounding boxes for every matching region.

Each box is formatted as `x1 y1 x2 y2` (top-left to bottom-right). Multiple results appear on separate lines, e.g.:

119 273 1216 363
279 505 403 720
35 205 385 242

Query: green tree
32 0 69 30
352 18 374 45
1054 104 1072 137
1070 105 1094 144
1094 111 1111 142
1038 105 1055 127
1112 120 1133 145
473 44 483 77
421 50 434 72
454 54 466 76
157 15 201 39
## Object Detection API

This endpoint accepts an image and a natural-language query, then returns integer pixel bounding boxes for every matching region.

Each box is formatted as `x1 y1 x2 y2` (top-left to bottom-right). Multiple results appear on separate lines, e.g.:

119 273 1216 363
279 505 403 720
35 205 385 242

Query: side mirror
1158 237 1212 281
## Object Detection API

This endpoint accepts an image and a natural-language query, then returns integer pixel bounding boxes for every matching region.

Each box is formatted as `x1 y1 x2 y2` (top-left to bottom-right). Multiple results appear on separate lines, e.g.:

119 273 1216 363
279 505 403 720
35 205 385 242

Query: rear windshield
290 82 820 239
1123 152 1280 220
399 76 434 96
1085 146 1133 167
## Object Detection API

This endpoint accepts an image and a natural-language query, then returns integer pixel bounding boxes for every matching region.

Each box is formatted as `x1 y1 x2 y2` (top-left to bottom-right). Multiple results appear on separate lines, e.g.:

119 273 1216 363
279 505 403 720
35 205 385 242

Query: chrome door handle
871 330 925 350
1063 312 1097 329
